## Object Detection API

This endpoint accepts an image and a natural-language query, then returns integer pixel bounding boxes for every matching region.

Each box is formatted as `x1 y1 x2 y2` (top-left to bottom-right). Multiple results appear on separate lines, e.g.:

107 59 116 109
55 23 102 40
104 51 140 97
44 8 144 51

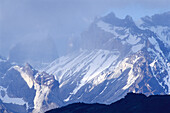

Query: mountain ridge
46 92 170 113
0 11 170 112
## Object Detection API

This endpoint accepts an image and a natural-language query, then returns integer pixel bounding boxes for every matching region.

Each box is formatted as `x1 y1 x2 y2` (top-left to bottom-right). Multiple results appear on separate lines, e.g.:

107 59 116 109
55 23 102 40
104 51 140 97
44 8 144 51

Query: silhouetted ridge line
46 93 170 113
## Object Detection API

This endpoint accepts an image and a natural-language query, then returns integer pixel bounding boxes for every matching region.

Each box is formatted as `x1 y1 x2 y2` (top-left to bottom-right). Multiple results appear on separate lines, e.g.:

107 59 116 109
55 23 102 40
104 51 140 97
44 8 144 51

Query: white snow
0 59 6 62
46 50 91 82
117 57 141 90
122 70 140 90
0 86 29 109
148 36 157 45
70 50 119 95
150 26 170 46
97 20 116 35
148 36 163 53
97 20 129 40
64 95 72 102
148 48 170 93
150 59 156 67
99 82 109 95
131 44 144 53
126 34 141 45
135 19 144 29
47 50 120 101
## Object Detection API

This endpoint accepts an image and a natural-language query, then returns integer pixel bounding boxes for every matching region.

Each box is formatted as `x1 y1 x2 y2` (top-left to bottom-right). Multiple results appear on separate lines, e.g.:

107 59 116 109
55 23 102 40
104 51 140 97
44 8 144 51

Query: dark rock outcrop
46 93 170 113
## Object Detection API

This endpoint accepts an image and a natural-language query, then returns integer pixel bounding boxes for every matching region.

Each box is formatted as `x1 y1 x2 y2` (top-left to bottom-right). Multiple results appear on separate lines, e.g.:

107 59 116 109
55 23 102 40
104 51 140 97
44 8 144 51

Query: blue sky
1 0 170 56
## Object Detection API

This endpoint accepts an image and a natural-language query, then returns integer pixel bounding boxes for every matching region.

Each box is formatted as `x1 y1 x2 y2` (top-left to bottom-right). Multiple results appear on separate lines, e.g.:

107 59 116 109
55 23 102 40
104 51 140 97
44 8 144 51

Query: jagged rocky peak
35 71 59 88
0 59 62 113
21 63 37 78
100 12 135 27
141 11 170 27
125 15 133 21
25 63 33 69
102 12 116 21
81 11 150 54
24 63 34 71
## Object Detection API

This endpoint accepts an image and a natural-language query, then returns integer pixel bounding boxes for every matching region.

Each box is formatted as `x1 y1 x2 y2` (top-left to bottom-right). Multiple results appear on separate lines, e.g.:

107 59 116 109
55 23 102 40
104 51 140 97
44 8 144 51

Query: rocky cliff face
45 12 170 106
0 58 63 113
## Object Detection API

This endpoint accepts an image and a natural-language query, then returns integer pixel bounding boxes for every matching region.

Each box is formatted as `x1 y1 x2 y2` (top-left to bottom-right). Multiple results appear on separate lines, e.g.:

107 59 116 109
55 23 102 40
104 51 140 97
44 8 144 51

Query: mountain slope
0 58 63 113
45 12 170 106
139 12 170 49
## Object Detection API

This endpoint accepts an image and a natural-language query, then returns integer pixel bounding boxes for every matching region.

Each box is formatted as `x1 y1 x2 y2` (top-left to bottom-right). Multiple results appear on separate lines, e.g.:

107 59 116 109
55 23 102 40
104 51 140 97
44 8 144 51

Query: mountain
0 57 63 113
0 12 170 113
139 12 170 48
45 12 170 106
46 93 170 113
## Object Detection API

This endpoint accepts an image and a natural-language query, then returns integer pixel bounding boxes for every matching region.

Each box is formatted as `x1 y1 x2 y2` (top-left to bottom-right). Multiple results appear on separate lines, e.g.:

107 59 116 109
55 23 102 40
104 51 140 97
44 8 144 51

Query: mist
1 0 170 65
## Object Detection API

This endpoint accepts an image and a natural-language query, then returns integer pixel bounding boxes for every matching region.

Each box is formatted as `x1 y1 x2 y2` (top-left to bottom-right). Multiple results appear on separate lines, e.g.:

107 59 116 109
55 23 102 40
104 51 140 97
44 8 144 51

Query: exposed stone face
44 12 169 109
0 60 62 113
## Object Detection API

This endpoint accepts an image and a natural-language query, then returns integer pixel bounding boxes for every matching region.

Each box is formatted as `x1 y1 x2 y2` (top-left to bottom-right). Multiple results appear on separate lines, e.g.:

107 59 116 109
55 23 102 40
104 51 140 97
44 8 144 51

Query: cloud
0 0 170 56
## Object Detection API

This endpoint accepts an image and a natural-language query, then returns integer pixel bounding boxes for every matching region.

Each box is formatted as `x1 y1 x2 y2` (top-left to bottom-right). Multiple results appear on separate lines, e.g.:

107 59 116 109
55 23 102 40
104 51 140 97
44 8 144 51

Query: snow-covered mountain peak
44 11 170 108
81 12 170 58
81 12 159 55
136 12 170 47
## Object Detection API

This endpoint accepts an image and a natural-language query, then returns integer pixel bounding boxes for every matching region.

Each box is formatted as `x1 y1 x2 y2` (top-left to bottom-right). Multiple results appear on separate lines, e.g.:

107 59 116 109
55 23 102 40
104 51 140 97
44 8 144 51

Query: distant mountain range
46 92 170 113
0 11 170 112
45 11 170 105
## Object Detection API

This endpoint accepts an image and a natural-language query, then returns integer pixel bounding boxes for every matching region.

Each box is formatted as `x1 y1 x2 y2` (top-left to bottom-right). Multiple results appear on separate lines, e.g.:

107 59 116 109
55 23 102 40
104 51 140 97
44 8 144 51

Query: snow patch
64 95 72 102
0 86 29 109
131 44 144 53
150 26 170 46
71 50 119 95
122 69 140 90
126 35 141 45
97 20 129 40
148 48 170 93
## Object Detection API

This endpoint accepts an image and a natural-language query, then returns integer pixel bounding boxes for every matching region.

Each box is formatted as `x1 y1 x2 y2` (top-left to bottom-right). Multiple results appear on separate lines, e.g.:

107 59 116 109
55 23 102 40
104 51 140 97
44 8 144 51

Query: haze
0 0 170 62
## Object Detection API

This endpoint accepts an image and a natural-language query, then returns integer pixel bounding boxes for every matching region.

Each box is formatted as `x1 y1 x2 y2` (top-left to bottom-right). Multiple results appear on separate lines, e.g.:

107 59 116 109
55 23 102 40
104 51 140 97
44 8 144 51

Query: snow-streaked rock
45 12 170 108
0 60 62 113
